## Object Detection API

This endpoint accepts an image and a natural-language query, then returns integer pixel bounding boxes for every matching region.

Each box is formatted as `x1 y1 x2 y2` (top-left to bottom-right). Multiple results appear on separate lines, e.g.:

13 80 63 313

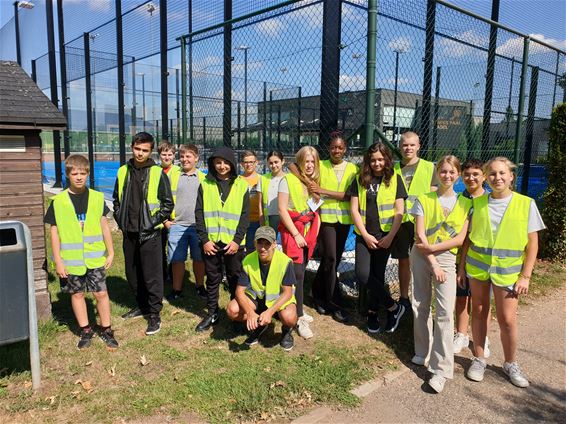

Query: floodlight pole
364 0 377 147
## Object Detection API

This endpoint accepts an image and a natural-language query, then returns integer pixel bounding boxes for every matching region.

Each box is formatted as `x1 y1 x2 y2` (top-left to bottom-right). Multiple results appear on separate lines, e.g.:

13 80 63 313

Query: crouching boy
45 154 117 350
227 226 298 351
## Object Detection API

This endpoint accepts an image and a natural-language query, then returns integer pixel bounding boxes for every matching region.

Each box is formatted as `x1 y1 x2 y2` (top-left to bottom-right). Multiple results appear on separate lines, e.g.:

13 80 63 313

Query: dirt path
324 285 566 423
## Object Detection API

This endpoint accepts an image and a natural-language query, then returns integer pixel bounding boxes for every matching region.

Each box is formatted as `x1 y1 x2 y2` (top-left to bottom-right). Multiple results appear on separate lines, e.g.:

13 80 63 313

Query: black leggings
312 222 350 310
355 235 395 313
292 248 308 317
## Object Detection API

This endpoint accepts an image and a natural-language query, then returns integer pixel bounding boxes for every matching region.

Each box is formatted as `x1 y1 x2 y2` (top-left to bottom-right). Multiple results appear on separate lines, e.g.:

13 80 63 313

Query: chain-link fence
34 0 566 289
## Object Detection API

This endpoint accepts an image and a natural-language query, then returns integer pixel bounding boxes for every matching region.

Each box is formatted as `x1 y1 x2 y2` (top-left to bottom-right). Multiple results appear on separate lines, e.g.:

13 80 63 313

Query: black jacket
195 147 249 246
113 158 173 242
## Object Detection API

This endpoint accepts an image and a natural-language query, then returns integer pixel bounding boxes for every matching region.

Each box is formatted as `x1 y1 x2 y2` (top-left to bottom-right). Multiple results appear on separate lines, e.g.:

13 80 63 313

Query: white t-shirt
257 174 285 216
469 193 546 234
278 177 311 211
410 193 458 218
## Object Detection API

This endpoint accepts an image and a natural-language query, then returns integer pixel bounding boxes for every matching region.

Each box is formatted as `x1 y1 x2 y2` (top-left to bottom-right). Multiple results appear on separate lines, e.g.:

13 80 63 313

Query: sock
80 325 91 332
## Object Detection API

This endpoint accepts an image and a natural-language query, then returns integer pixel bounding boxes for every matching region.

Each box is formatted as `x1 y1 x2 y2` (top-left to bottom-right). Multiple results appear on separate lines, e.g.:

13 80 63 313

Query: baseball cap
254 226 276 243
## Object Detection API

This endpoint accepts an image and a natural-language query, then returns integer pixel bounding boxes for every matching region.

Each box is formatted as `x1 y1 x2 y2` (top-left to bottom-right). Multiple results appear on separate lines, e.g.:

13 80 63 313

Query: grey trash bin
0 220 41 389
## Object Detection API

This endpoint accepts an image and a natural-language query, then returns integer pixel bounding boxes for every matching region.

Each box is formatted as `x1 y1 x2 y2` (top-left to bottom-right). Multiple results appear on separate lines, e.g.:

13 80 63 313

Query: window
0 135 25 152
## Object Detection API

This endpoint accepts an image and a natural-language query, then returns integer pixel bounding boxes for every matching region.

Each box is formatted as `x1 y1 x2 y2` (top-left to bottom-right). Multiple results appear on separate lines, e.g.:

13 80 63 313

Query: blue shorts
246 221 261 252
168 224 202 263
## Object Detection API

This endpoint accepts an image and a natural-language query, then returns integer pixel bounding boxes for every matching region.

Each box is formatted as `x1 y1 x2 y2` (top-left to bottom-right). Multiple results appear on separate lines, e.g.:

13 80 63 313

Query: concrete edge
291 364 411 423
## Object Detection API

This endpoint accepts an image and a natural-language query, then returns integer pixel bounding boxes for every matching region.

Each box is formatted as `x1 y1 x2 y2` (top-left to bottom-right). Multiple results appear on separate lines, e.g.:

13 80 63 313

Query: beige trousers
410 247 456 379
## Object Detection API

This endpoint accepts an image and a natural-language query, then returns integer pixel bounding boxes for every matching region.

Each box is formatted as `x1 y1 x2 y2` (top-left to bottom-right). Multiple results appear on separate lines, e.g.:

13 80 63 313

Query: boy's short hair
65 154 90 176
158 141 176 154
179 143 199 156
462 158 484 170
400 131 420 143
132 132 154 149
241 150 257 160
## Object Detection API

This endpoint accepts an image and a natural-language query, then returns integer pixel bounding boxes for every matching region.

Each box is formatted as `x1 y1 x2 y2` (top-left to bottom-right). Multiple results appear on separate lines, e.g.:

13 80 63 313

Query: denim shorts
168 224 202 263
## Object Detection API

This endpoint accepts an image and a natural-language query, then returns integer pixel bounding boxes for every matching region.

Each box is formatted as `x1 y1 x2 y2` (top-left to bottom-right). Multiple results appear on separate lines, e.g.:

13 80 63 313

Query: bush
540 103 566 261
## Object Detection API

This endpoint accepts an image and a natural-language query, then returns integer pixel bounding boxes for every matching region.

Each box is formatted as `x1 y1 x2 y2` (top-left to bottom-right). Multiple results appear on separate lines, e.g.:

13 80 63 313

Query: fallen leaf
24 381 32 389
85 361 93 366
171 310 181 316
80 380 93 392
140 355 150 366
108 364 116 377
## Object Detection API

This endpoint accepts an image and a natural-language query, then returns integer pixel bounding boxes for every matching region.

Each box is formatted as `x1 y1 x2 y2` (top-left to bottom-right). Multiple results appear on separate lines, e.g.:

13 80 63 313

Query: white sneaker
503 362 529 388
453 332 470 354
467 357 487 382
297 317 314 339
302 312 314 323
484 337 491 358
411 355 428 366
428 374 446 393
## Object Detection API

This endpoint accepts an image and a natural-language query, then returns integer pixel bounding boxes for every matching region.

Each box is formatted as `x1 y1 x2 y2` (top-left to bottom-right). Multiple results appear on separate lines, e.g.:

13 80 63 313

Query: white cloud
256 19 285 37
440 30 488 58
497 33 566 58
339 74 366 90
379 77 411 85
388 36 412 53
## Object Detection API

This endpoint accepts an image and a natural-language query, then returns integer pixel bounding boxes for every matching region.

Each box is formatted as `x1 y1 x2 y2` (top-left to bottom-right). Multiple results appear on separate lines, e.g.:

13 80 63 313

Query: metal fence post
223 0 233 147
188 0 194 140
262 81 267 155
131 57 137 134
115 0 126 165
180 38 187 144
57 0 70 159
84 32 95 189
319 0 342 150
552 51 560 107
237 101 242 150
481 0 500 151
269 90 273 151
505 57 515 139
433 65 441 154
46 0 63 187
365 0 377 148
31 59 36 83
521 66 538 195
175 68 180 147
14 2 21 66
513 37 529 165
421 0 436 154
296 86 302 151
160 0 168 141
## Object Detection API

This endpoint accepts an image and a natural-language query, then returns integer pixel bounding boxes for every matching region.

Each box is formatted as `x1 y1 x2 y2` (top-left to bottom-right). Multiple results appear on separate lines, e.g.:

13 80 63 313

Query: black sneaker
145 315 161 335
367 313 381 334
385 303 406 333
280 326 294 351
332 309 350 324
196 285 207 300
165 291 184 302
195 311 219 332
245 325 268 346
399 297 411 310
121 307 145 320
77 327 95 349
99 328 119 349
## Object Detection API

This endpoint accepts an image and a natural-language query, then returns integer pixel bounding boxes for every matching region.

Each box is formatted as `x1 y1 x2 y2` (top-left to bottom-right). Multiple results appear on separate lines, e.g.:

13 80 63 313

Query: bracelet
519 273 531 280
292 233 299 237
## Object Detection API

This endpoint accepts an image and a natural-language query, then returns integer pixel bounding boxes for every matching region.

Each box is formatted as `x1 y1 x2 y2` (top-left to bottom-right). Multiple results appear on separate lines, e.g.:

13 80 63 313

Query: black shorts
61 267 107 294
391 222 415 259
247 294 268 314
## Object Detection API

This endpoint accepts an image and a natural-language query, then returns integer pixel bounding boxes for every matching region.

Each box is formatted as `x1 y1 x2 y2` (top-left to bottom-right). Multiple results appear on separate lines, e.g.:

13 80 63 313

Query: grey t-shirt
468 193 546 234
410 193 458 218
258 174 285 216
173 172 201 226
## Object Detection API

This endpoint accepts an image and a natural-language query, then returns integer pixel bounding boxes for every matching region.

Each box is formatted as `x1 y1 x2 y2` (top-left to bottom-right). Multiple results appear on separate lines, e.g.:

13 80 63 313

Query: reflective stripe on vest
319 160 358 224
354 175 398 235
170 168 204 219
260 173 272 225
419 192 472 255
465 193 530 287
243 249 296 310
118 164 163 226
285 173 309 214
202 176 248 245
394 159 434 223
53 189 106 276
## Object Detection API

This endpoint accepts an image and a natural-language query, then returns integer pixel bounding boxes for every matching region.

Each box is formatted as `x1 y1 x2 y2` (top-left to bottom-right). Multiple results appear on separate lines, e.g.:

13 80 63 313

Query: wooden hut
0 61 66 318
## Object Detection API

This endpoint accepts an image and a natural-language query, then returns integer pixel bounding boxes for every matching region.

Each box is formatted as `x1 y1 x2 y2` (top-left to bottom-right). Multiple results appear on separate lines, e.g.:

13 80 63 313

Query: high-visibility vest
260 172 274 225
169 168 205 220
117 164 163 222
202 176 248 245
466 193 530 287
419 192 472 255
354 175 398 235
243 249 296 310
394 159 434 223
318 160 358 224
53 189 106 276
285 173 309 214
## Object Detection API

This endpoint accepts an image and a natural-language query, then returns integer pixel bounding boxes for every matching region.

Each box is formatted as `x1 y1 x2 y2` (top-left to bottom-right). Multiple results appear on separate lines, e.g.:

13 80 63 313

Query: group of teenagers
46 129 545 394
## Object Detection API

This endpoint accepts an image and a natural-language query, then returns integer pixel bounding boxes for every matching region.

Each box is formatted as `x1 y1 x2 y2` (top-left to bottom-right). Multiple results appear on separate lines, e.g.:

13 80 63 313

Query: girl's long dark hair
359 142 394 188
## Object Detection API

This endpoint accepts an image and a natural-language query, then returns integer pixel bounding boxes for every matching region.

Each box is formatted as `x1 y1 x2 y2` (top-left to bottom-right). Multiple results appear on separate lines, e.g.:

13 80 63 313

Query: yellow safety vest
394 159 434 223
354 175 398 235
466 193 530 287
117 164 163 223
169 168 205 220
243 249 296 310
319 160 358 225
284 173 309 214
419 192 472 255
260 172 273 225
52 189 106 276
202 176 248 245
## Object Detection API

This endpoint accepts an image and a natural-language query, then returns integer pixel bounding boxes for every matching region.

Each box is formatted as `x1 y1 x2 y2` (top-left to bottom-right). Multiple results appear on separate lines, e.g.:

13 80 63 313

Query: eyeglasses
463 173 483 179
242 161 257 165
